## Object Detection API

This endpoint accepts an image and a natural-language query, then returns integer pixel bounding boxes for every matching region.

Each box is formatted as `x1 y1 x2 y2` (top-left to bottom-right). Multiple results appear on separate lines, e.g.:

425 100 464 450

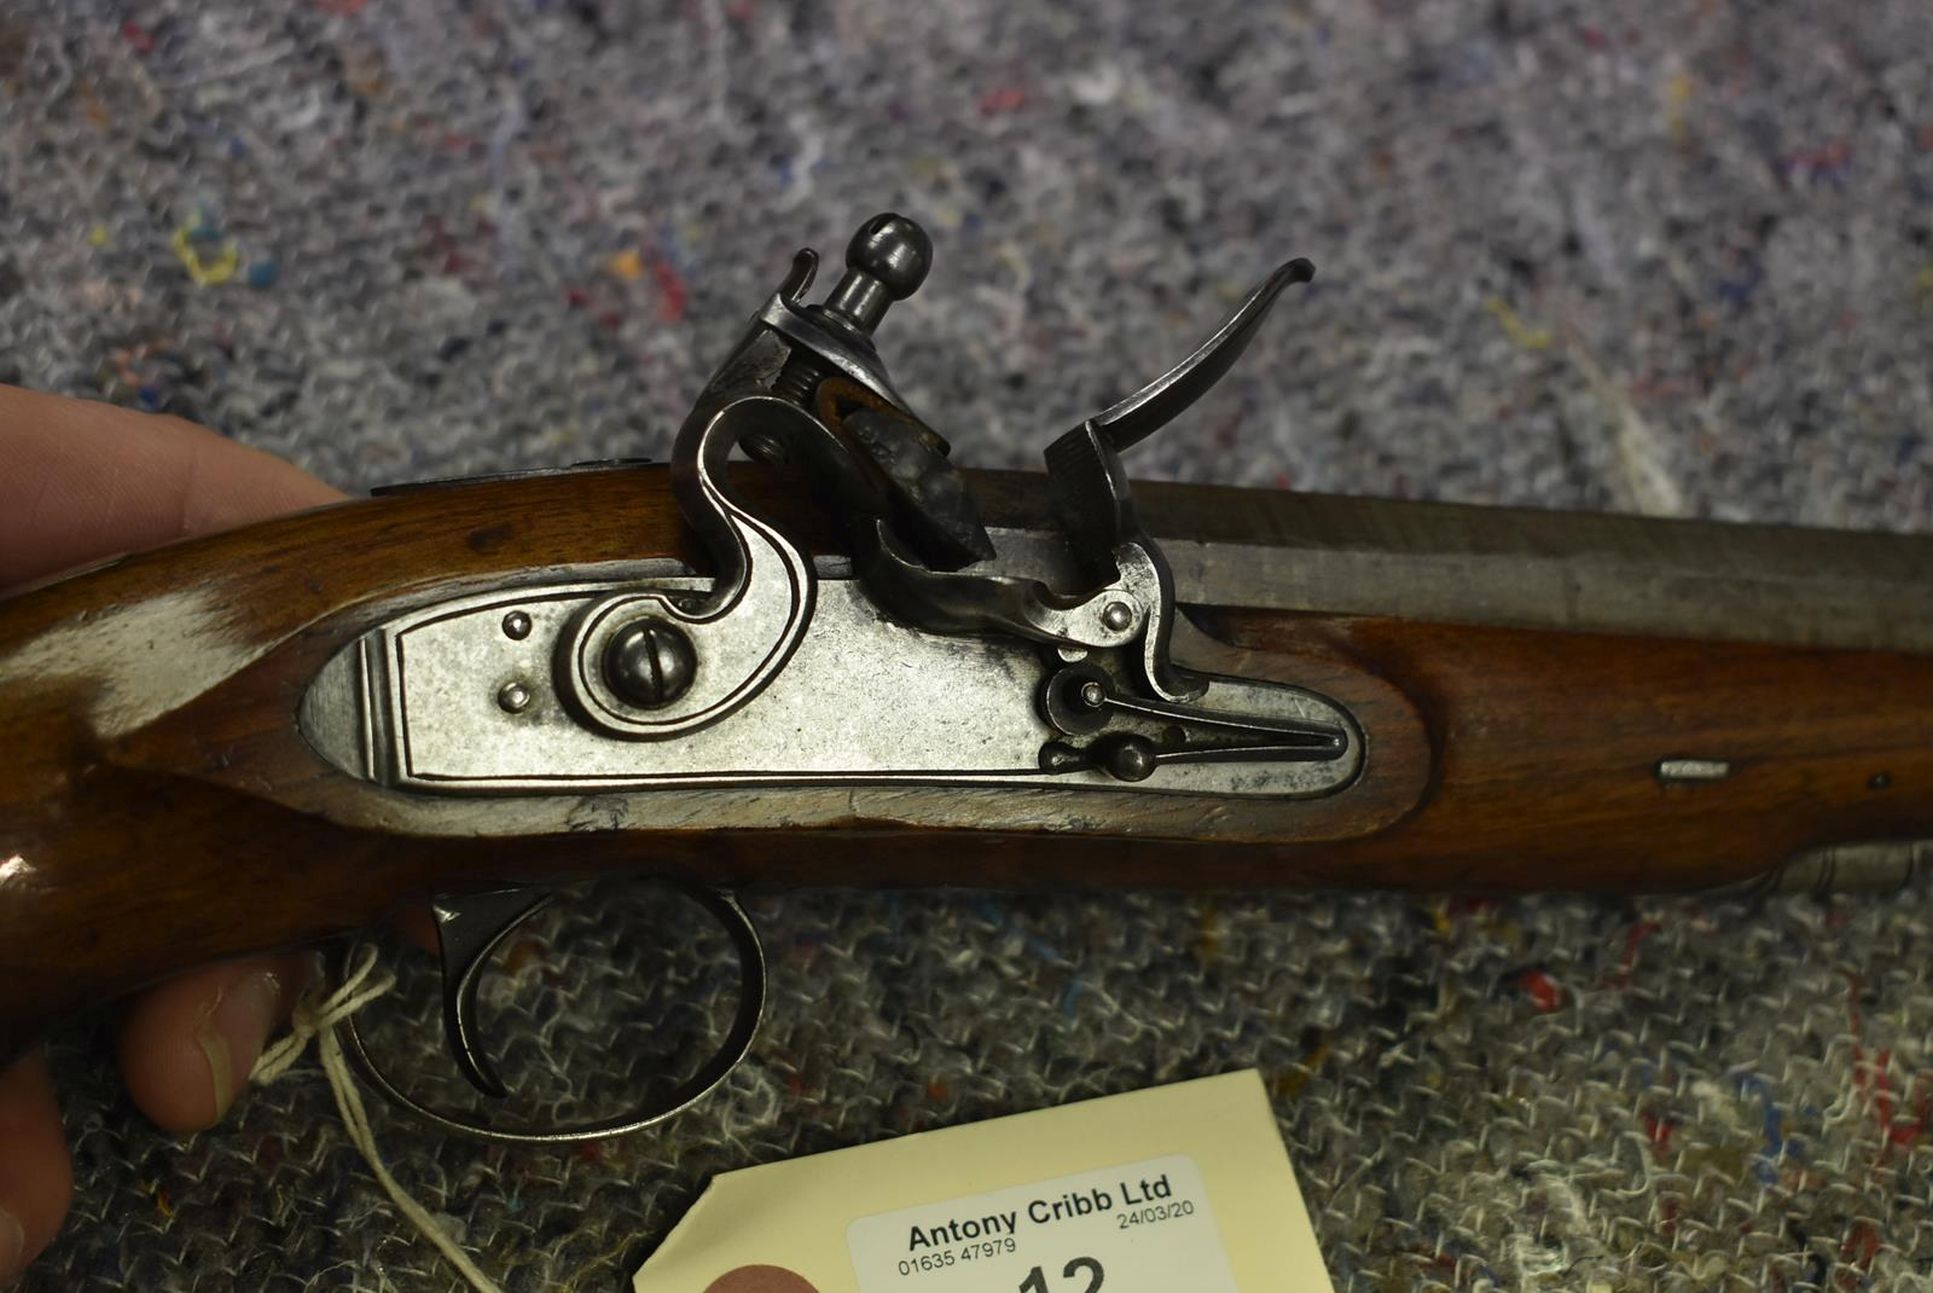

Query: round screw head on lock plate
602 618 699 710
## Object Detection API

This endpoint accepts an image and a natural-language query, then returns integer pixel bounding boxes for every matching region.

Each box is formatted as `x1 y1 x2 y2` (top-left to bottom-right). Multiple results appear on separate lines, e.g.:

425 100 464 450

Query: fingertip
0 1049 73 1283
117 955 314 1134
393 905 440 956
150 410 347 529
0 385 347 588
704 1267 821 1293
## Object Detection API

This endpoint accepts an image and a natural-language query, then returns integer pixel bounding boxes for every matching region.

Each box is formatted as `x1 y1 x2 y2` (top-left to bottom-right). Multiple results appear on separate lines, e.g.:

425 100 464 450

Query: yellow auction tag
634 1071 1333 1293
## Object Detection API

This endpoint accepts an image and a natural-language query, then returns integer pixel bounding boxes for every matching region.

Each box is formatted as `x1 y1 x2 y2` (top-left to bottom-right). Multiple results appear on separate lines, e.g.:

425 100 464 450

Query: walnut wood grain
0 465 1423 1059
1196 609 1933 891
2 463 1930 1062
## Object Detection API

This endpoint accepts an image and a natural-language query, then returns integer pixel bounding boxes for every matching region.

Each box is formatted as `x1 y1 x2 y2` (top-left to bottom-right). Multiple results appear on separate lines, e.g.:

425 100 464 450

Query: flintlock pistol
4 214 1932 1140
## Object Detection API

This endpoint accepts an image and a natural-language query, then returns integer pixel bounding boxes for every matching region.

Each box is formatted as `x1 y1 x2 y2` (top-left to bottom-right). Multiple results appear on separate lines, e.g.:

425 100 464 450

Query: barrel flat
1067 477 1933 651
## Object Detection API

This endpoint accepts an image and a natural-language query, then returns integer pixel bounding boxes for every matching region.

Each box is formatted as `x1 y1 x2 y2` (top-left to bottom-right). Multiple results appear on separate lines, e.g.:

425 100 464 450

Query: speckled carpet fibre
5 0 1933 1288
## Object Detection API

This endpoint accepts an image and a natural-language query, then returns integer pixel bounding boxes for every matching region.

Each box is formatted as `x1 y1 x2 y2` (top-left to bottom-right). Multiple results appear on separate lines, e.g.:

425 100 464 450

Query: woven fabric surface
4 0 1933 1288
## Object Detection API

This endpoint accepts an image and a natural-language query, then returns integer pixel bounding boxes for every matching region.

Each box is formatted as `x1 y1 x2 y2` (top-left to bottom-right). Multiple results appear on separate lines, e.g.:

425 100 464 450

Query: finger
704 1267 821 1293
116 954 316 1134
0 1050 72 1283
394 905 439 956
0 384 344 589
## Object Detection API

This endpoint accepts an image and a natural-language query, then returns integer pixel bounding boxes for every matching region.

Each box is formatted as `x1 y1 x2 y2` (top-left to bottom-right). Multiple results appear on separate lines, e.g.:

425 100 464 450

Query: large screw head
602 617 697 709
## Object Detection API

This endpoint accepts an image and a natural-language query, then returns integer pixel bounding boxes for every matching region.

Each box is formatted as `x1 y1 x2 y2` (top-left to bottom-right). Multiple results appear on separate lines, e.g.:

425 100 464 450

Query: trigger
431 888 556 1098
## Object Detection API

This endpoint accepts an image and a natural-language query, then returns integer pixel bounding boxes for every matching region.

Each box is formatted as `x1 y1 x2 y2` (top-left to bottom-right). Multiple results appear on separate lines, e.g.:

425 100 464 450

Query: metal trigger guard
335 886 766 1146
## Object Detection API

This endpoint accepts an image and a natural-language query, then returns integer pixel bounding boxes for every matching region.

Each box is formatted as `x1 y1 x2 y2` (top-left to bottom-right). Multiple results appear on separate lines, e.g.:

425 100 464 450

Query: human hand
0 385 345 1283
705 1267 822 1292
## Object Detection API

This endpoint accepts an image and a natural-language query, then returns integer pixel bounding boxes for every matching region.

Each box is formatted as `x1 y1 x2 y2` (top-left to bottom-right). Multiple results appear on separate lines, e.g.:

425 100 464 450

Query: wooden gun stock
5 464 1933 1062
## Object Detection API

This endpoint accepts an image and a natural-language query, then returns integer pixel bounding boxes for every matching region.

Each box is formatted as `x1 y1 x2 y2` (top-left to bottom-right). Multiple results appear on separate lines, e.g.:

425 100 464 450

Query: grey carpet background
4 0 1933 1288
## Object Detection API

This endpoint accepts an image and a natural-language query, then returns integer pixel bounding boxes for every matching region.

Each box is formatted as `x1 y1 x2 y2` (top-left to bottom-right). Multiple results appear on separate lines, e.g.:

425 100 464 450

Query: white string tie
250 946 507 1293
